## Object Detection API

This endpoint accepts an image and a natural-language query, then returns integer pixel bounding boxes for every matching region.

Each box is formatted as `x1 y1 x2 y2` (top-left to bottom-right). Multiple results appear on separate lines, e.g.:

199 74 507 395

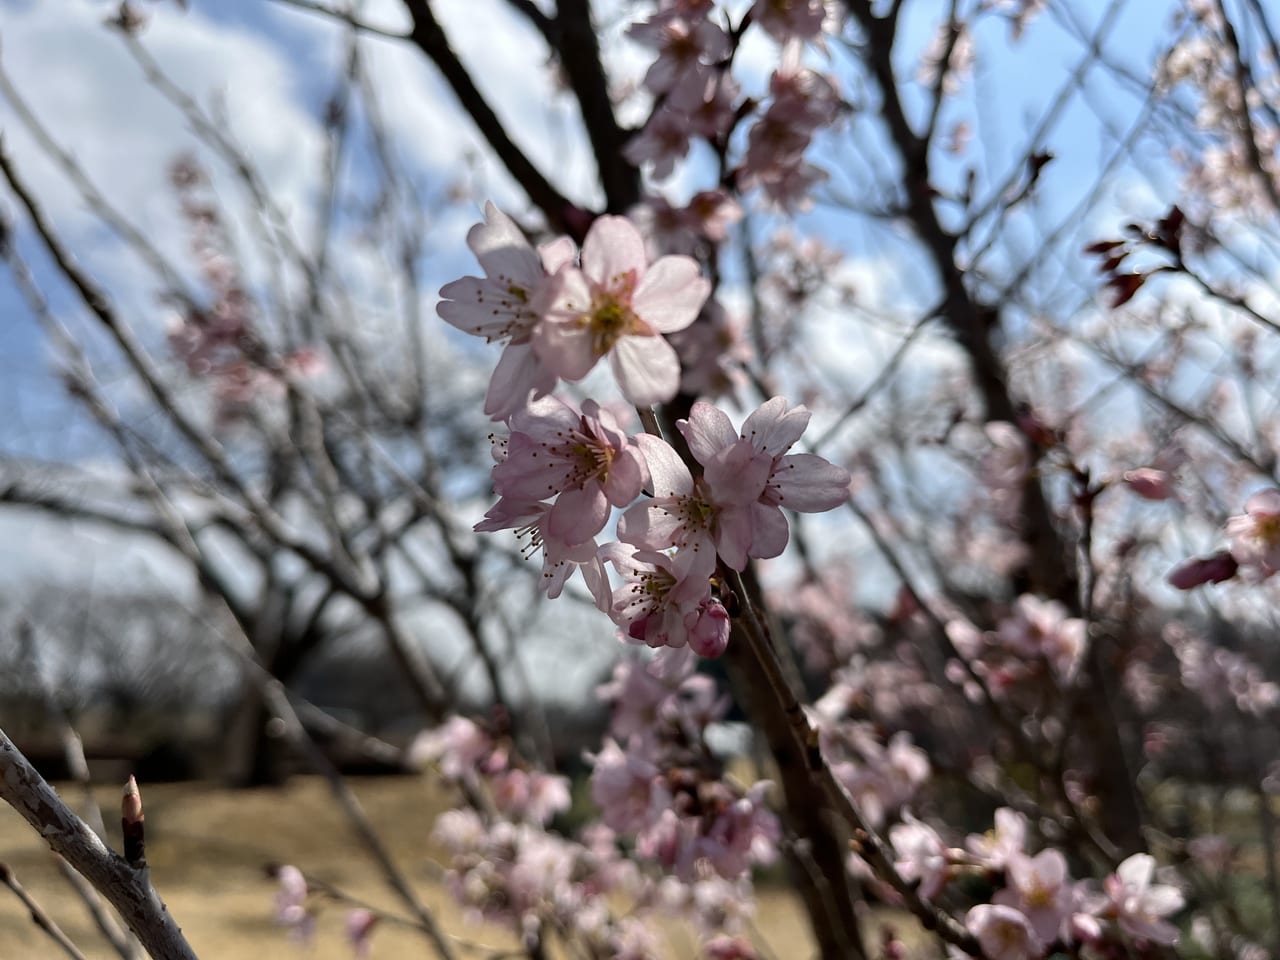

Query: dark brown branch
550 0 641 215
400 0 575 232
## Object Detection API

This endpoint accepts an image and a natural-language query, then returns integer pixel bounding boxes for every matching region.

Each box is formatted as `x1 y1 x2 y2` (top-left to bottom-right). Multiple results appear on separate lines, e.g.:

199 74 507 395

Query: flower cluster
810 684 931 829
884 810 1185 958
438 204 710 415
444 208 852 658
590 651 780 881
623 0 843 211
944 595 1087 700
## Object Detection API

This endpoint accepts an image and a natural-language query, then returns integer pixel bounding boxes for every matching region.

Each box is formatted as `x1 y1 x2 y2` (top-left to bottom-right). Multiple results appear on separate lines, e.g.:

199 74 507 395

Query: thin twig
0 862 90 960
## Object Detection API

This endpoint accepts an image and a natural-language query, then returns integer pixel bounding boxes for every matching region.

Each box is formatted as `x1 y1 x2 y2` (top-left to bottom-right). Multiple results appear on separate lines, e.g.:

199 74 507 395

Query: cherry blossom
408 715 499 780
1098 853 1184 945
628 13 729 99
490 768 572 825
750 0 832 44
996 595 1086 684
994 850 1073 944
889 818 950 899
965 903 1045 960
598 541 729 656
536 216 710 405
272 865 314 943
474 498 609 607
437 203 574 420
965 807 1028 871
589 738 661 834
739 48 841 209
617 432 733 577
344 909 377 960
1226 488 1280 580
493 396 647 544
624 106 696 180
677 397 851 565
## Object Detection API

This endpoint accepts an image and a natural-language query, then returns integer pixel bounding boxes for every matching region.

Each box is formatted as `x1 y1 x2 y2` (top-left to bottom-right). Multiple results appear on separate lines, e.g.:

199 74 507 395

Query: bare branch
400 0 576 232
0 862 90 960
0 729 198 960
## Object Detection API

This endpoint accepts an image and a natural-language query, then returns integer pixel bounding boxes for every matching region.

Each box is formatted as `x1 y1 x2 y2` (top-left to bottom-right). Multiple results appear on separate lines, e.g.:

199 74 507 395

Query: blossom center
584 271 649 355
568 433 615 483
1255 515 1280 544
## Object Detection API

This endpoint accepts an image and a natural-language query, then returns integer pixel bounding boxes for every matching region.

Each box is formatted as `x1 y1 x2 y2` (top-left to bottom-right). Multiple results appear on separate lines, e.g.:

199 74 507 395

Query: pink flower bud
1122 468 1174 500
1167 551 1238 589
688 601 731 658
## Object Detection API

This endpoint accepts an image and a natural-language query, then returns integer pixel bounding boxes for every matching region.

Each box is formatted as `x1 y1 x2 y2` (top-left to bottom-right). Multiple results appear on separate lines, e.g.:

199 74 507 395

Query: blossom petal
631 256 709 333
469 201 544 285
741 397 810 455
611 334 680 406
679 402 738 466
747 501 789 559
494 431 575 498
603 445 646 506
483 342 557 421
715 504 754 570
768 454 851 512
548 486 611 544
618 498 684 553
581 216 647 286
534 317 598 380
633 433 693 496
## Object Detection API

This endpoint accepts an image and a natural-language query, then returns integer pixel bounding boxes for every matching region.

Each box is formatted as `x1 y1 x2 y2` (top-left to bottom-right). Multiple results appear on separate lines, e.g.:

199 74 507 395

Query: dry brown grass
0 776 838 959
0 783 931 960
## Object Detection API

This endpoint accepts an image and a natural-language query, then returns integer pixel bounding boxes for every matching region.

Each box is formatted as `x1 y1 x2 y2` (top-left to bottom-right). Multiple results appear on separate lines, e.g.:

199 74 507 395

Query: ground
0 775 833 959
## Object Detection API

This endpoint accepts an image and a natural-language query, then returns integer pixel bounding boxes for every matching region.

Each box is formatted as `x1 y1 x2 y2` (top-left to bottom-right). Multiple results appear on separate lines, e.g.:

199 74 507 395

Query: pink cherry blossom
344 909 377 960
536 216 710 405
996 595 1086 684
617 432 732 577
436 202 571 420
1101 853 1184 945
966 807 1028 870
697 782 780 878
739 50 841 209
965 904 1045 960
889 818 950 899
598 541 727 655
589 738 661 834
995 850 1073 945
272 865 314 943
490 768 572 825
596 656 681 742
687 597 731 657
667 70 741 140
828 729 930 829
408 715 498 780
474 498 609 608
677 398 851 565
1226 488 1280 580
628 14 729 97
624 106 695 180
493 396 647 544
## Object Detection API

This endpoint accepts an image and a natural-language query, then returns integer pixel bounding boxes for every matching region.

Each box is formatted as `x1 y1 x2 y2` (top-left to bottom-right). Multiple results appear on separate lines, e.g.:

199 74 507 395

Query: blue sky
0 0 1201 584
